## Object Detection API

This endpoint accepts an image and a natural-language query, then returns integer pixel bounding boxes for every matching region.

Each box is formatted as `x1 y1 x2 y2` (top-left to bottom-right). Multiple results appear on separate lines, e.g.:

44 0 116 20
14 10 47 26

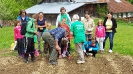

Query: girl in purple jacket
95 19 105 53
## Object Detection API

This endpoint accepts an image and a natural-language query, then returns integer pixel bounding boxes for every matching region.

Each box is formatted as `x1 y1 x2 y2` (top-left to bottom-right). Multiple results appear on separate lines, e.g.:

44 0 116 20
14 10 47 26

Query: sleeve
111 18 117 30
92 43 99 51
56 14 60 28
103 26 106 37
88 19 95 31
26 16 29 22
26 21 35 33
82 42 87 50
14 28 17 41
67 13 72 29
70 23 74 32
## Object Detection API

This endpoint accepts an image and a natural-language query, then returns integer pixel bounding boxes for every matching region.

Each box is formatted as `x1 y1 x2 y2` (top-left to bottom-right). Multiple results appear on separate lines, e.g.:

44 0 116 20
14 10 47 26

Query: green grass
0 19 133 57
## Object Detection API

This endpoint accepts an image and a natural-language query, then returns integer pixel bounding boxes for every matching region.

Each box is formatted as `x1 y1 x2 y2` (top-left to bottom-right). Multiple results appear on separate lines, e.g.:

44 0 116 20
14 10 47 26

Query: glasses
22 12 25 13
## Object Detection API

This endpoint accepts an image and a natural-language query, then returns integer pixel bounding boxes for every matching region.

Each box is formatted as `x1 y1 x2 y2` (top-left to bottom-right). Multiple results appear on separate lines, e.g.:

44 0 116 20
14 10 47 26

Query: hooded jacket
25 18 36 38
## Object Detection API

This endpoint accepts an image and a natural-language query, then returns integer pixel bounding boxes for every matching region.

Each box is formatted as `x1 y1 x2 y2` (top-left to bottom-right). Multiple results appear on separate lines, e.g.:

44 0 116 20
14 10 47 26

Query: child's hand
83 50 86 53
34 32 38 35
89 48 92 51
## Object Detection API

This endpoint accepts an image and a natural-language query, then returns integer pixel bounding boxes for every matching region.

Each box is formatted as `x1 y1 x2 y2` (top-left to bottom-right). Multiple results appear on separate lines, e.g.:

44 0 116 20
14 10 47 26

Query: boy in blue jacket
82 37 99 57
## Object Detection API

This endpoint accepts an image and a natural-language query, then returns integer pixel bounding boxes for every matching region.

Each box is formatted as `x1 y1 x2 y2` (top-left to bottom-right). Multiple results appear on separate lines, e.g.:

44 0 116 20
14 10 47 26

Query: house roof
26 2 85 14
108 0 133 13
75 0 97 3
75 0 108 3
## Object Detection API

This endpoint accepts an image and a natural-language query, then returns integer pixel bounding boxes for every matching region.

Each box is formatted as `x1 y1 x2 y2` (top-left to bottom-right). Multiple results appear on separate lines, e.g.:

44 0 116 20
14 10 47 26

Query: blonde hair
97 19 103 26
46 23 51 30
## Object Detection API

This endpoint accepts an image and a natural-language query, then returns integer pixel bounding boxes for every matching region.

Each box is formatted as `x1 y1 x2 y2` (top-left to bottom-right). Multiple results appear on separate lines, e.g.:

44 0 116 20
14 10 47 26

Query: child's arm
103 26 106 37
14 28 17 41
92 43 99 51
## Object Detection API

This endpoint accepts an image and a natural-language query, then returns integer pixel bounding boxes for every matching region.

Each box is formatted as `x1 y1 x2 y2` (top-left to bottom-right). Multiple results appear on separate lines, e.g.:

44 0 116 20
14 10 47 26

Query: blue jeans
103 32 114 50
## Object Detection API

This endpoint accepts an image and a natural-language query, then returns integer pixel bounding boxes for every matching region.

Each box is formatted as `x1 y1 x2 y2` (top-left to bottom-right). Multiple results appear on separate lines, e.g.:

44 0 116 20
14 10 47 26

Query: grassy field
0 18 133 56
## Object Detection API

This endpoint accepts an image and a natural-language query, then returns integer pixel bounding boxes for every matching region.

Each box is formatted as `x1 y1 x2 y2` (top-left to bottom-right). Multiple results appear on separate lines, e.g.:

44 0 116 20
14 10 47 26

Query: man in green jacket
24 16 38 63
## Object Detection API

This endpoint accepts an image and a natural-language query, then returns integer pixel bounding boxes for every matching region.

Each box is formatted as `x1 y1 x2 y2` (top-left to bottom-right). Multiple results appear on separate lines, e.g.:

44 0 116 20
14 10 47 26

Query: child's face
47 25 51 30
62 18 66 23
91 39 96 44
17 22 20 26
98 20 102 26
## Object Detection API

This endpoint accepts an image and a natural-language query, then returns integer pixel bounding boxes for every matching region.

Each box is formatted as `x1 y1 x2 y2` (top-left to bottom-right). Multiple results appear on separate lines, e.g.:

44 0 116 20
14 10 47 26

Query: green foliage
0 0 35 20
96 4 108 18
127 0 133 4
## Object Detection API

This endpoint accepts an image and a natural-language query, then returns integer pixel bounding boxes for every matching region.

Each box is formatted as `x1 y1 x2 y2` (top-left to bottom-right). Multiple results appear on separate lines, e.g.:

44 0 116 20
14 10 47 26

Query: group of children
14 13 106 63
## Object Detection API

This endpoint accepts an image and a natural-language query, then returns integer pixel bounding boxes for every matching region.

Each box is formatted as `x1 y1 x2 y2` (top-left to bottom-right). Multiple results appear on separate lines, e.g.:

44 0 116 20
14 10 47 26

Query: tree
127 0 133 4
0 0 35 20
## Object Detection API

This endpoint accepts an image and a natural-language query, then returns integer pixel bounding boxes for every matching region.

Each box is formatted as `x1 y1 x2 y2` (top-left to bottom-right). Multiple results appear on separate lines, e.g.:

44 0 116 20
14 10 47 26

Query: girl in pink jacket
95 19 105 53
14 20 24 57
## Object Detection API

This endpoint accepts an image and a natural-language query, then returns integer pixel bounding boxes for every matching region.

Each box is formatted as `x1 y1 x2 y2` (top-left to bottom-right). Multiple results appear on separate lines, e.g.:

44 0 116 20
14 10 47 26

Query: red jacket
61 23 71 39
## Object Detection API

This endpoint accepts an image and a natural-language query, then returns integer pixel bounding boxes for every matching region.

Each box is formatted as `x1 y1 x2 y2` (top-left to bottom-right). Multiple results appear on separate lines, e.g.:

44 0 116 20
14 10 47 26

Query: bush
96 4 108 18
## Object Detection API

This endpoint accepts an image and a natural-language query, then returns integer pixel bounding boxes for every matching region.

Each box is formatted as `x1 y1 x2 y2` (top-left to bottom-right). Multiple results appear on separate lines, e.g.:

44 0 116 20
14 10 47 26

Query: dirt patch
0 51 133 74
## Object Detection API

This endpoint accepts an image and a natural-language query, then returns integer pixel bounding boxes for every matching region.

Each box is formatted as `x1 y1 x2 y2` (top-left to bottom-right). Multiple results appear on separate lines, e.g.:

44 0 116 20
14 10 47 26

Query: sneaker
31 58 35 62
62 54 66 58
38 50 41 54
67 56 71 60
23 59 28 63
49 60 57 65
108 49 112 53
100 50 103 54
84 52 89 57
77 60 85 64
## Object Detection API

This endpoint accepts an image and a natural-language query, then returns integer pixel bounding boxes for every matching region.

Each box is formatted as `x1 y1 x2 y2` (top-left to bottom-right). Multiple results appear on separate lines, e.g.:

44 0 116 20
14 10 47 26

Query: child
61 18 71 59
82 37 99 57
14 20 24 57
94 19 105 53
24 14 38 63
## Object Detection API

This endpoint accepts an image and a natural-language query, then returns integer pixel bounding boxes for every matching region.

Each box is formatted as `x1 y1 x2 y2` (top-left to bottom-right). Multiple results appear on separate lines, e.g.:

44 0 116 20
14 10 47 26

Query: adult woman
17 9 29 55
36 12 47 53
56 7 71 28
103 12 117 53
17 9 29 26
71 14 86 64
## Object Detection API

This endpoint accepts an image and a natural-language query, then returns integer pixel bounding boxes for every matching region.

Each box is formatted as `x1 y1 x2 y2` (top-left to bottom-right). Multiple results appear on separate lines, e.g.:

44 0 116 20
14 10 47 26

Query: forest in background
0 0 133 20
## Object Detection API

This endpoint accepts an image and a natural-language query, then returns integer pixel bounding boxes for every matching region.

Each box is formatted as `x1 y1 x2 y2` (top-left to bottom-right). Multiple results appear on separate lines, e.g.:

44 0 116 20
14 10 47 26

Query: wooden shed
26 0 108 25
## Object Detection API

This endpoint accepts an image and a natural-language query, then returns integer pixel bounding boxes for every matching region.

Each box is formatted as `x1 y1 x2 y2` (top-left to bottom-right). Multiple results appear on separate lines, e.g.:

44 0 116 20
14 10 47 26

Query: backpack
20 22 27 35
20 21 33 35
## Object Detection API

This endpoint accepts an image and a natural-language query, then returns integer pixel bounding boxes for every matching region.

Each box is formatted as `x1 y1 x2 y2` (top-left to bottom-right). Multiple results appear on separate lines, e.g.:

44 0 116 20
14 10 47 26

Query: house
26 0 108 25
107 0 133 18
